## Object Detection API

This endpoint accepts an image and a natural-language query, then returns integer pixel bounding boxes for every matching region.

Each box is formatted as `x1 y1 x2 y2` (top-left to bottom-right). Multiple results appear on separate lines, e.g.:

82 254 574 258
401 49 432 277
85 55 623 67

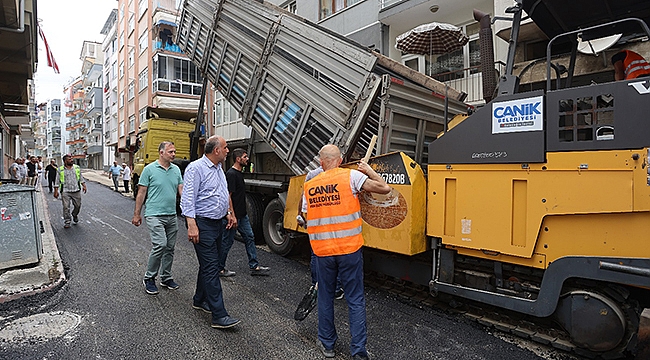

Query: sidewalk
82 169 134 197
0 169 133 304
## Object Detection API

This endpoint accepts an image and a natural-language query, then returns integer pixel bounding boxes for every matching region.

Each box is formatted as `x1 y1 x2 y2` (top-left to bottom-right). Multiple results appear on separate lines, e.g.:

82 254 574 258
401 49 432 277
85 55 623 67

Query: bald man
303 144 390 359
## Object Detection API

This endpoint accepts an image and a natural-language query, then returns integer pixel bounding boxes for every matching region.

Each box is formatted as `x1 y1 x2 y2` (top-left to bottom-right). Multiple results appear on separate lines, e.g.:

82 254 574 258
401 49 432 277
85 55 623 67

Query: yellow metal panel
444 178 456 237
428 150 646 259
283 174 307 232
511 179 527 247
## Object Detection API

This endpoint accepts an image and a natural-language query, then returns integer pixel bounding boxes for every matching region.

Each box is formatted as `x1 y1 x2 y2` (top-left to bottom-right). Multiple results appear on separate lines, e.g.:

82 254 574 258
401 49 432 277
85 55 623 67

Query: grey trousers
61 191 82 224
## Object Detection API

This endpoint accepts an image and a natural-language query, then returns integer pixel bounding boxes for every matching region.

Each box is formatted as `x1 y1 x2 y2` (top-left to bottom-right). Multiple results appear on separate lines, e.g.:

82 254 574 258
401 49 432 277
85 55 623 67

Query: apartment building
113 0 203 165
102 9 119 170
45 99 62 162
32 103 47 158
80 41 105 170
63 78 86 166
0 0 37 177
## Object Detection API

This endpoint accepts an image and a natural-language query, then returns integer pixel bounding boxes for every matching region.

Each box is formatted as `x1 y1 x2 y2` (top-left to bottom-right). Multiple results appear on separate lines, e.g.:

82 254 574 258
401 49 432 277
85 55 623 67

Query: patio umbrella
395 22 469 55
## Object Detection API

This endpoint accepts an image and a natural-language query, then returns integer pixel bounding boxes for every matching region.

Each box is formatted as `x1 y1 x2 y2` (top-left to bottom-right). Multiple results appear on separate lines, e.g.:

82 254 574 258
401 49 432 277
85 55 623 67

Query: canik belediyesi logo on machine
492 96 544 134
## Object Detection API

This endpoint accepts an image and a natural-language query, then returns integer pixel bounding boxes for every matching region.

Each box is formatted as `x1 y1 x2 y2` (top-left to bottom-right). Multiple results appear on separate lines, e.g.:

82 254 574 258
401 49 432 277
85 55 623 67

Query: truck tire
263 198 294 256
132 174 139 199
246 193 265 244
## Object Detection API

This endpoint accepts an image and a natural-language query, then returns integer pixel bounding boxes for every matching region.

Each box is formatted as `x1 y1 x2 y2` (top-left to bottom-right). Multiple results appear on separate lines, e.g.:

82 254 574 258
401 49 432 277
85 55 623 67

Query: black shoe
334 288 344 300
73 215 79 224
160 279 179 290
352 354 370 360
294 285 317 321
318 341 335 358
211 316 241 329
192 302 211 314
250 265 270 276
143 278 159 295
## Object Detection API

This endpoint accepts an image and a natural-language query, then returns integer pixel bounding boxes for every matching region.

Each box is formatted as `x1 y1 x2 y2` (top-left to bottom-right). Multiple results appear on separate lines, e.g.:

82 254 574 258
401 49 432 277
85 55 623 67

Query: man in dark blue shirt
218 148 270 277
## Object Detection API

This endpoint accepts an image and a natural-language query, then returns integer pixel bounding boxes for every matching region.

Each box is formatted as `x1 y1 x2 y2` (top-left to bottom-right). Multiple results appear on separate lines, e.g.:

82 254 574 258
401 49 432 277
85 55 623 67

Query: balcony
86 145 102 155
91 123 102 135
65 122 84 131
430 61 506 105
154 40 183 54
66 138 86 145
153 78 202 96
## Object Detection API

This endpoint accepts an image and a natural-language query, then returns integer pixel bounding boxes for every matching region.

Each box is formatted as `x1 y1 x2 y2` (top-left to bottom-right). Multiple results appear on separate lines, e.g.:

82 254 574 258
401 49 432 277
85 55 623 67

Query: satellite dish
577 34 622 55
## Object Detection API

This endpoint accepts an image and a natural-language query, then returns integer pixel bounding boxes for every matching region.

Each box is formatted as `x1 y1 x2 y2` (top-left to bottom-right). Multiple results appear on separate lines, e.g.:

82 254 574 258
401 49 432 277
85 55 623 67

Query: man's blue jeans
144 215 178 282
220 215 259 270
316 249 367 357
193 216 229 320
111 174 120 191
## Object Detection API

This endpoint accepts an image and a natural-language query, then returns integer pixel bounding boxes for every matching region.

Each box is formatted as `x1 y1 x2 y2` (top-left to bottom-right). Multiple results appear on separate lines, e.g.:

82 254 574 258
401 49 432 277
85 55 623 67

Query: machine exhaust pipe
473 9 496 103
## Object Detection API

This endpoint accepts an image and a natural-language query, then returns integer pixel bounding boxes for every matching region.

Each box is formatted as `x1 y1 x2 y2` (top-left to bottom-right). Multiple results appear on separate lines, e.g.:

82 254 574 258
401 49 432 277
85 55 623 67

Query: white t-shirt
122 166 131 181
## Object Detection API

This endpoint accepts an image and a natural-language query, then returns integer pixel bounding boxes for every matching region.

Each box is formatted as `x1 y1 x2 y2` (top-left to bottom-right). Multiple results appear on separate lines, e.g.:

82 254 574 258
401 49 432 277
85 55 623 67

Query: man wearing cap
54 154 87 229
121 162 132 193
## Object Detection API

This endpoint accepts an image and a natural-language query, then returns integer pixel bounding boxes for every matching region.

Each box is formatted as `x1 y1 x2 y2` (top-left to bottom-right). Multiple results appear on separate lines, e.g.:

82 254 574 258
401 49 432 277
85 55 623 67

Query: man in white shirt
122 163 132 193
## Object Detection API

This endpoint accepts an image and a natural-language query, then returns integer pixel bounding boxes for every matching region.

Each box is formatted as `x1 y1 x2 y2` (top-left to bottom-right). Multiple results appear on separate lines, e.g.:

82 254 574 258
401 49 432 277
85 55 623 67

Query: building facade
113 0 203 165
45 99 62 162
102 9 119 170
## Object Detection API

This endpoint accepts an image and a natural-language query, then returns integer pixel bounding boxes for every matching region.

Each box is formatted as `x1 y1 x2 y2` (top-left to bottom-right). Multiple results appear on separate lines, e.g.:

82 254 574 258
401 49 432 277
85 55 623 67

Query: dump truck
177 0 650 356
131 107 197 198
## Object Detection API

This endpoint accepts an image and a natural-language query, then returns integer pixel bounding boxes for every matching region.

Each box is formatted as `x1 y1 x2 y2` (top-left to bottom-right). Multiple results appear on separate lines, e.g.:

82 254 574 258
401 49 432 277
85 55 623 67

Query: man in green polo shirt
132 141 184 295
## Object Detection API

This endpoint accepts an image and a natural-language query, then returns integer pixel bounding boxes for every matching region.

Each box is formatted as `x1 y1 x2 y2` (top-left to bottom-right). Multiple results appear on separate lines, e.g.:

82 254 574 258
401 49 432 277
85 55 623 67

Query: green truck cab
131 107 196 198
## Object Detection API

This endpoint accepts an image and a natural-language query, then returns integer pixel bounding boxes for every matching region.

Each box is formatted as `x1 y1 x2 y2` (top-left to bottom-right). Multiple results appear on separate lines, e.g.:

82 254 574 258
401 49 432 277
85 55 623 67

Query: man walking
109 161 121 191
45 159 58 193
219 148 270 277
181 135 240 329
26 156 37 186
54 154 87 229
304 144 390 360
122 163 131 193
132 142 183 295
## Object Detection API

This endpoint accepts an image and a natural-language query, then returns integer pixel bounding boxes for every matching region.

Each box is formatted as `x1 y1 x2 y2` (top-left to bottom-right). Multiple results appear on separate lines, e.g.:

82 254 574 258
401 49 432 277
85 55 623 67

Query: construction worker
54 154 87 229
612 49 650 81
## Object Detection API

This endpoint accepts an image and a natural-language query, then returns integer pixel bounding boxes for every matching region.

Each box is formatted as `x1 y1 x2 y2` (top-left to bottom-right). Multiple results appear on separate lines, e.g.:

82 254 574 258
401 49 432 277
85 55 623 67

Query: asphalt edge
0 187 66 304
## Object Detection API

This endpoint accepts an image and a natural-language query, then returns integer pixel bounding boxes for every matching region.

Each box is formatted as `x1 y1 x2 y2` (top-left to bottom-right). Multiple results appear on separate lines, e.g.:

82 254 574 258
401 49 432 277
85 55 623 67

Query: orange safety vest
621 50 650 80
304 167 363 256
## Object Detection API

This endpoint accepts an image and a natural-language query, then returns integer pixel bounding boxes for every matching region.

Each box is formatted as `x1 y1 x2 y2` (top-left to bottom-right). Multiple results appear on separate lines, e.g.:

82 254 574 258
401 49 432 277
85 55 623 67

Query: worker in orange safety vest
303 144 390 360
612 49 650 81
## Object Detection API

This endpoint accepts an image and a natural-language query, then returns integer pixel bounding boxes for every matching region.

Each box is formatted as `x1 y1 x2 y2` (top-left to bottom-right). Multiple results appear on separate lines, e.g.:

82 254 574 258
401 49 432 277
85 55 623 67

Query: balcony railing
152 78 202 96
430 61 506 105
153 40 183 54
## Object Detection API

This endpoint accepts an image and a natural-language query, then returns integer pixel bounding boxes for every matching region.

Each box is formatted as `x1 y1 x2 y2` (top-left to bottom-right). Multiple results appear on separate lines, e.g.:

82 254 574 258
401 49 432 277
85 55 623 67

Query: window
139 107 147 124
128 81 135 100
118 31 124 50
111 62 117 80
128 48 135 68
138 29 148 53
128 14 135 35
119 61 124 79
138 0 147 18
319 0 360 19
138 68 148 92
118 91 124 108
213 91 239 125
129 115 136 133
152 54 204 95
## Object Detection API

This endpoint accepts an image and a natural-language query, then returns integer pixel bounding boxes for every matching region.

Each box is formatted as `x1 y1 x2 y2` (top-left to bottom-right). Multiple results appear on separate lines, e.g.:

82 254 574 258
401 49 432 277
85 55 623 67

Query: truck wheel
263 198 294 256
132 174 139 199
246 193 265 244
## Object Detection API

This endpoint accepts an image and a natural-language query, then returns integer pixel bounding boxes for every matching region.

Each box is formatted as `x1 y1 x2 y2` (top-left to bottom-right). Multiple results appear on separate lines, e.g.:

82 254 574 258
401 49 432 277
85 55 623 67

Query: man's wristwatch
227 210 233 216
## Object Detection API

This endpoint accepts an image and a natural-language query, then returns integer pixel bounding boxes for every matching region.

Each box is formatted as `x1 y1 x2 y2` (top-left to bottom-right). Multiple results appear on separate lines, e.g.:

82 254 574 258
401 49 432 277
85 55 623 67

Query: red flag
38 25 60 74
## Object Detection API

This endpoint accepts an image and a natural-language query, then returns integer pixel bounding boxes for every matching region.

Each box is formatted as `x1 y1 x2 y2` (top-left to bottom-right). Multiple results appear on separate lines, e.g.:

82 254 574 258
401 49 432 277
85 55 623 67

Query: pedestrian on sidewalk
219 148 270 277
9 158 21 183
304 144 390 360
18 157 27 185
132 142 184 295
45 159 58 193
108 161 121 192
181 135 241 329
121 163 131 193
54 154 87 229
26 156 38 186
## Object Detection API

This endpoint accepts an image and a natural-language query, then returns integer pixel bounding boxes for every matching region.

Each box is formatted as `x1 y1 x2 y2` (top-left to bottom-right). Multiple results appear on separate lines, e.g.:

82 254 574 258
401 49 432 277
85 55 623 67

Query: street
0 180 597 359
